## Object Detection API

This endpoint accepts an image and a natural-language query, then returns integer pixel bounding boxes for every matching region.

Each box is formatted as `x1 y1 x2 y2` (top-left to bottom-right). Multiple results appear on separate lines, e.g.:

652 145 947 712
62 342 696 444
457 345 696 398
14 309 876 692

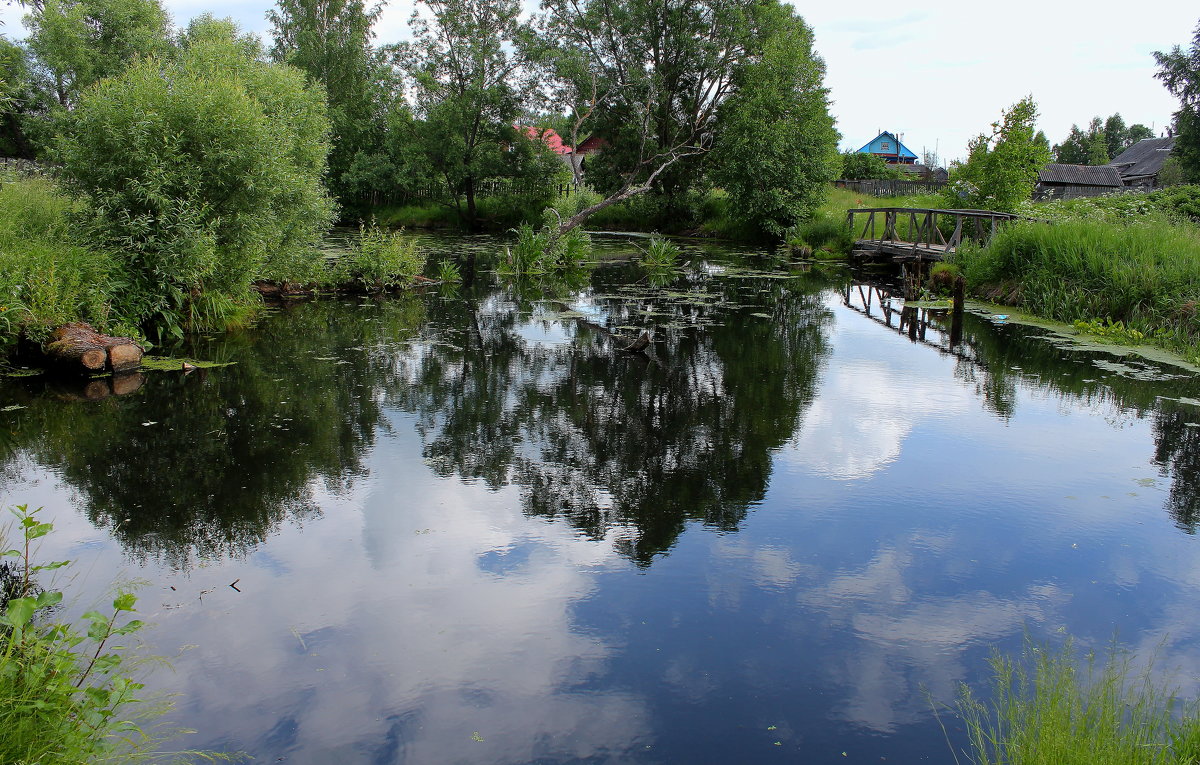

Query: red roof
517 126 571 155
576 136 607 154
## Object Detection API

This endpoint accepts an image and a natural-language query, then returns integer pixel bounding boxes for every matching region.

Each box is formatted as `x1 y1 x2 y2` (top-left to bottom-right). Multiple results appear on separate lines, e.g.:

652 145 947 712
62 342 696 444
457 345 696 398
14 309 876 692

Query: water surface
2 233 1200 764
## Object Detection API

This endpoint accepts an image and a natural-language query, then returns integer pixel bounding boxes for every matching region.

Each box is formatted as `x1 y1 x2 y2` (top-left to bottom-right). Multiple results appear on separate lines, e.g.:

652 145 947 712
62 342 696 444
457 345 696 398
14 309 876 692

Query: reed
954 218 1200 360
958 638 1200 765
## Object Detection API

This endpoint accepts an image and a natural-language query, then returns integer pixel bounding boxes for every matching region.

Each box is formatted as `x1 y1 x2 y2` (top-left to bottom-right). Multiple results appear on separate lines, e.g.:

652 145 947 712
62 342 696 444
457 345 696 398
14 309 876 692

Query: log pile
43 323 144 375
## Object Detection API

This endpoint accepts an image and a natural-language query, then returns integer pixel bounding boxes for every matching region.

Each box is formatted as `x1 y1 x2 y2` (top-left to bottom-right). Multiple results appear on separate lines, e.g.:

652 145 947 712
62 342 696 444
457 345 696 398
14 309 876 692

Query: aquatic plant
0 505 230 763
500 219 592 277
332 224 425 291
435 258 462 283
640 237 681 270
957 637 1200 765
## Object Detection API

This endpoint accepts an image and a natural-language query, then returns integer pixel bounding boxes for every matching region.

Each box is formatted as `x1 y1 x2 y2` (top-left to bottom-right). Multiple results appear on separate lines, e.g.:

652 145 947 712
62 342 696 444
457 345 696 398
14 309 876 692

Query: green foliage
56 17 335 338
1155 21 1200 183
952 217 1200 358
403 0 549 230
639 237 680 270
330 224 425 290
958 637 1200 765
946 96 1052 213
0 505 193 763
435 258 462 283
784 216 852 256
1053 114 1153 165
1013 185 1200 225
839 151 903 180
0 177 115 346
1073 318 1164 345
707 8 839 238
500 215 591 277
268 0 390 204
533 0 830 229
24 0 170 108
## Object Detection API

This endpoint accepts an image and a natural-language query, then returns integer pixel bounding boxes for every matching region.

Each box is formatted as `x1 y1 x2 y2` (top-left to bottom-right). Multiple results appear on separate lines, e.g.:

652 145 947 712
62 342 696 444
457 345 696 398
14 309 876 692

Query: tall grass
959 638 1200 765
0 178 116 346
953 219 1200 359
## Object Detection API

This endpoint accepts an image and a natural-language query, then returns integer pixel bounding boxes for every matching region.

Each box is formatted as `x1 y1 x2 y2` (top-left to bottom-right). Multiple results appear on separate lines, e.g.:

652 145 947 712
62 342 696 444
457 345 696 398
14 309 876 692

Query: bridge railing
845 207 1023 250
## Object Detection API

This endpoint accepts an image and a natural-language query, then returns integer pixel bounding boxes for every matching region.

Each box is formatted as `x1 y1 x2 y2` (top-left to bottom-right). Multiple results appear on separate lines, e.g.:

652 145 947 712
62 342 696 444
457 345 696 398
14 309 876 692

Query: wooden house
856 131 918 164
1107 137 1175 189
1035 163 1124 200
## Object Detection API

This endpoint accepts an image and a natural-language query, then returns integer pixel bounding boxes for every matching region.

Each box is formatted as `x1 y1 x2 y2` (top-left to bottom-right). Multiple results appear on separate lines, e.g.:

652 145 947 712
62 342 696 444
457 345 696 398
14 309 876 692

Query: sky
2 0 1197 164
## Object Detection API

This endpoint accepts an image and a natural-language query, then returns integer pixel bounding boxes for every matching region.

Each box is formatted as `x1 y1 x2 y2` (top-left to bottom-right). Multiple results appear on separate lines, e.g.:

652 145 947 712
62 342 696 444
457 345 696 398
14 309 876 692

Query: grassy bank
959 638 1200 765
953 218 1200 363
0 177 119 347
0 175 429 354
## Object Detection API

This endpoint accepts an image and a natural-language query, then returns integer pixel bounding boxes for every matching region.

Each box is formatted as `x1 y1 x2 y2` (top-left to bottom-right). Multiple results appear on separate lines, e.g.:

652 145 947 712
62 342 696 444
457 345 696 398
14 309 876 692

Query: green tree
0 36 40 158
1104 113 1127 158
839 151 903 180
56 16 335 337
1127 123 1155 146
945 96 1051 213
708 10 839 237
403 0 537 230
1155 20 1200 183
24 0 169 108
267 0 386 204
1053 125 1088 164
533 0 831 240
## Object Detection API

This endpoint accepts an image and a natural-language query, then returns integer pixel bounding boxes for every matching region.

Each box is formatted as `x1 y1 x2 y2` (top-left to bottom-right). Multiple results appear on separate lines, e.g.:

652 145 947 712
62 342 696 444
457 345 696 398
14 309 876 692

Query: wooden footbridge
846 207 1022 263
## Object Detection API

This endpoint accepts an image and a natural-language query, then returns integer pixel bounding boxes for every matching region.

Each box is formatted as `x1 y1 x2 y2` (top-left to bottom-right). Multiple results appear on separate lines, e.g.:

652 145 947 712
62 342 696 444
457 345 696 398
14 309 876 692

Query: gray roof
1038 163 1124 187
1107 137 1175 179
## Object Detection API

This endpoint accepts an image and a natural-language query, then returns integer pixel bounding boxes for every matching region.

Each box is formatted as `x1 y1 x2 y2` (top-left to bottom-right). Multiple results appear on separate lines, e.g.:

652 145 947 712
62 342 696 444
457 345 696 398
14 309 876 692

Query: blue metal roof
857 131 918 160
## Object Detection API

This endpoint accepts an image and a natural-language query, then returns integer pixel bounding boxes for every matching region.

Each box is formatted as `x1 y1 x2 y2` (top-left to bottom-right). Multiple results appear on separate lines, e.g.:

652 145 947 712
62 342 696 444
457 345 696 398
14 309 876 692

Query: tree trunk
464 176 479 232
43 323 144 375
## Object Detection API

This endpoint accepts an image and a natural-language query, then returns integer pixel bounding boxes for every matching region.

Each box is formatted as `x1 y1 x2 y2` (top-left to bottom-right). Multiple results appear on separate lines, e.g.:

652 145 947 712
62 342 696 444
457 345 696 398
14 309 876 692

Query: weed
0 505 235 763
640 237 680 270
958 636 1200 765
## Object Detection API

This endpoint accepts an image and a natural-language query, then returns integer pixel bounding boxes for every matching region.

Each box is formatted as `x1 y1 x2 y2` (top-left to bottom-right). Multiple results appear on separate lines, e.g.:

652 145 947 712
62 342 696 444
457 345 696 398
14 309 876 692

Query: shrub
56 16 335 338
329 224 425 290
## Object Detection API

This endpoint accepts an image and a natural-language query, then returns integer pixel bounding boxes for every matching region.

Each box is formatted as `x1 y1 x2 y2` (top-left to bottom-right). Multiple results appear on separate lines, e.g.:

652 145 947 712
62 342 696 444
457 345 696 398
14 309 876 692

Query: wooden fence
835 178 947 197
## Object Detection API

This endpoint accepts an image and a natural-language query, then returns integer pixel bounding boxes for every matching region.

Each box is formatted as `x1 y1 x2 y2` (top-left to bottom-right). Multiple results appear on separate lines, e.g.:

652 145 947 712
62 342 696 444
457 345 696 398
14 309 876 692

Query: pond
2 232 1200 764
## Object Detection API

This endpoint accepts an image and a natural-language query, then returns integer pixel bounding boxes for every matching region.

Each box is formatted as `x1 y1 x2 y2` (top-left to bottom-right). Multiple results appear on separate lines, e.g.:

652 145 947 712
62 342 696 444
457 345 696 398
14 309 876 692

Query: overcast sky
3 0 1196 163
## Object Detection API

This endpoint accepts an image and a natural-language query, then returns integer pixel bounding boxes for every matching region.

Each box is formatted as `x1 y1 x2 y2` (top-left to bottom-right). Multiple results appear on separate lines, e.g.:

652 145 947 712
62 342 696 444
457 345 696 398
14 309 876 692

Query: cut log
43 323 144 375
105 339 143 373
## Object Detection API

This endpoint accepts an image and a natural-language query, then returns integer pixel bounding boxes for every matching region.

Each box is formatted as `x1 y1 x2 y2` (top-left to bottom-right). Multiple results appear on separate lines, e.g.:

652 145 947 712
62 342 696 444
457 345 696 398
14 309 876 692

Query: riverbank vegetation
958 638 1200 765
0 506 210 762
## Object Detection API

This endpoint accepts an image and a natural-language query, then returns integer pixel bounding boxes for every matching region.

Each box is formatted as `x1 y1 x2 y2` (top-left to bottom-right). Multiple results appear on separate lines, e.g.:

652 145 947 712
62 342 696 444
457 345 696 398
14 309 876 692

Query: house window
881 142 891 151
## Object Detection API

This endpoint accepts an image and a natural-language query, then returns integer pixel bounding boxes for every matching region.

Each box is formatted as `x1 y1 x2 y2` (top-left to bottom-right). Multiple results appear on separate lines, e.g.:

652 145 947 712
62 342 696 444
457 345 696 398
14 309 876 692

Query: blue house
857 131 918 164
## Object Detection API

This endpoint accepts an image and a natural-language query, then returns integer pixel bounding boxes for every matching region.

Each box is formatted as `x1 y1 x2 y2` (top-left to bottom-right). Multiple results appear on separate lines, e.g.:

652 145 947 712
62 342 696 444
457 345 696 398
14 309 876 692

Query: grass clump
958 637 1200 765
1 505 224 763
639 237 681 270
0 178 117 348
953 218 1200 361
329 224 426 291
